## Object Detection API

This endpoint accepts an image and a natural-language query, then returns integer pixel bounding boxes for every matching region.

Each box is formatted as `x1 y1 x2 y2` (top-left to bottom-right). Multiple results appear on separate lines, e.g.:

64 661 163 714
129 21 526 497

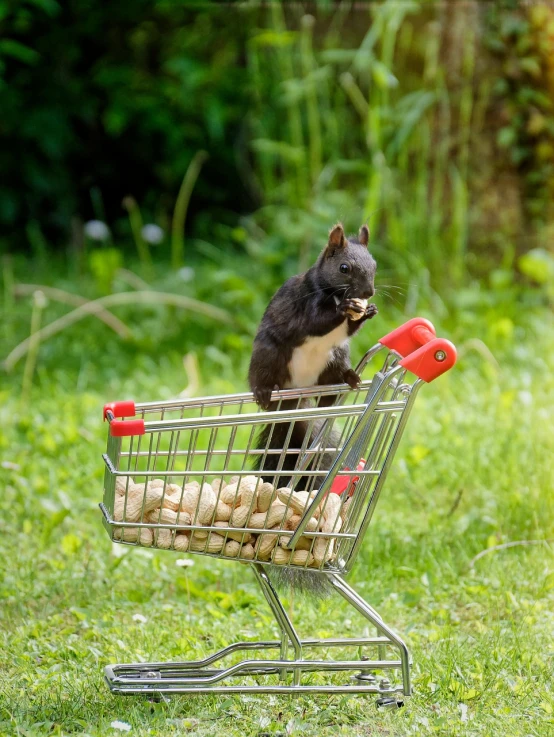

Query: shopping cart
99 318 456 705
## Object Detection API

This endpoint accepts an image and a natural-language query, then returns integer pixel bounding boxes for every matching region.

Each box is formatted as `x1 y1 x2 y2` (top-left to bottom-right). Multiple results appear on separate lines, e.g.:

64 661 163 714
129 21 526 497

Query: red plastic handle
103 401 136 420
379 317 436 357
109 419 145 437
379 318 456 382
330 459 365 495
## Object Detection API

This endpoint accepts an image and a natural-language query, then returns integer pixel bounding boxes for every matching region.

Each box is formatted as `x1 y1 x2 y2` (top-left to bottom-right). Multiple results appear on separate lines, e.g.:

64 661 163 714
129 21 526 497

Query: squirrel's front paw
253 385 278 410
339 298 367 321
343 369 362 389
364 303 378 319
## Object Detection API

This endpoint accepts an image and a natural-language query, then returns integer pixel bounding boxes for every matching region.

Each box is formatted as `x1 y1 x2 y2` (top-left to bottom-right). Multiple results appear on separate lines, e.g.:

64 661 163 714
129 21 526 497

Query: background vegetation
1 1 553 736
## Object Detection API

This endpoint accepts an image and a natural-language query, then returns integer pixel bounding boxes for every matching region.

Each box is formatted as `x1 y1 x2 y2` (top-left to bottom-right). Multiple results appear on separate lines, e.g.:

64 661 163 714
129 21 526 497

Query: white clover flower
176 558 194 568
110 721 131 732
132 613 147 624
84 219 110 241
141 223 164 245
178 267 195 282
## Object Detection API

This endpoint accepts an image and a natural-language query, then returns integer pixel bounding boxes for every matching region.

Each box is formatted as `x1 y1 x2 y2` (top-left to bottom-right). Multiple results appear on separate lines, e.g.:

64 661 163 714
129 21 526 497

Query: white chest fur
286 321 349 388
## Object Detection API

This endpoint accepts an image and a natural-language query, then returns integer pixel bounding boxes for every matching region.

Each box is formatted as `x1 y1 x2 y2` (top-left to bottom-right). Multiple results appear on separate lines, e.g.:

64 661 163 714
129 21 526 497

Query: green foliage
245 2 484 290
485 2 554 228
0 0 252 248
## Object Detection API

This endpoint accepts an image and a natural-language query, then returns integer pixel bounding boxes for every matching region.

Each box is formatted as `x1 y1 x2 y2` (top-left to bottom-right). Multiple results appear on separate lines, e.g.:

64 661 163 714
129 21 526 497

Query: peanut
237 476 258 509
114 486 164 522
229 504 253 528
211 478 226 493
221 482 240 507
345 297 368 321
240 543 255 560
146 508 192 527
340 496 352 521
249 504 293 530
256 482 276 513
174 534 189 551
286 514 318 532
190 529 209 541
113 526 153 546
182 483 216 524
278 535 314 552
189 533 225 553
215 500 232 522
213 521 254 544
255 532 279 560
277 489 320 518
271 548 314 567
223 540 241 558
152 528 173 549
115 476 134 495
221 476 258 507
312 537 335 567
160 494 180 512
312 494 342 566
321 493 342 532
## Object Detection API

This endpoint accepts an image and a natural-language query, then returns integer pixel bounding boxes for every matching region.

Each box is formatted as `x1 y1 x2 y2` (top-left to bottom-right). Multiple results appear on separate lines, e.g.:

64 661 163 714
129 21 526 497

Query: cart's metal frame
99 319 456 704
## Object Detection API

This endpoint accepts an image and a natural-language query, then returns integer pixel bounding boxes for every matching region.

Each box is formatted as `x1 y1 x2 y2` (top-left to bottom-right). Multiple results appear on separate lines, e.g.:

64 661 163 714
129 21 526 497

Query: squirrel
247 223 378 595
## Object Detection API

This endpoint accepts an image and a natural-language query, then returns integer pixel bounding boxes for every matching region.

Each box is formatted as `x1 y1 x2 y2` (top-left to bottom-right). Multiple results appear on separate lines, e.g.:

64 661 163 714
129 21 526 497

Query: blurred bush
0 0 254 249
0 0 553 305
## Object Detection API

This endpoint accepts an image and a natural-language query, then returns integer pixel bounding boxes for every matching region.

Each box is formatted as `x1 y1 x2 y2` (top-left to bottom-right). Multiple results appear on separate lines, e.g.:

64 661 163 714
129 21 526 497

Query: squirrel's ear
358 224 370 247
328 223 345 250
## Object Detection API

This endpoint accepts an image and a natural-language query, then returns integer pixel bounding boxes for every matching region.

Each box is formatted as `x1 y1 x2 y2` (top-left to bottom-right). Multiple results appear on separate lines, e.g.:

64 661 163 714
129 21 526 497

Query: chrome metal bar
287 366 404 549
252 563 302 684
343 381 424 573
132 378 380 414
328 575 411 696
106 658 401 687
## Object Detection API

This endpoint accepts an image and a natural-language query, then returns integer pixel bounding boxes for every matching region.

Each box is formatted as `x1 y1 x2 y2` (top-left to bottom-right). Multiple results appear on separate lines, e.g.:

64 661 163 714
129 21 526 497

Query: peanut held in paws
345 298 368 321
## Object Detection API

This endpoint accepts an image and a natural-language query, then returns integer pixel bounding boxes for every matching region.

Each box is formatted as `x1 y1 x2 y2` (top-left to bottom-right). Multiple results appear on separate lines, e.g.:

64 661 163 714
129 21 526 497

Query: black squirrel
248 222 377 488
248 223 378 595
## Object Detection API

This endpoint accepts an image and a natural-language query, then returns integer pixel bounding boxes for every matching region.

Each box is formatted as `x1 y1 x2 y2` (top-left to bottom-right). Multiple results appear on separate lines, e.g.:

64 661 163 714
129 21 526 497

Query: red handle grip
379 318 456 382
379 317 436 357
103 400 136 420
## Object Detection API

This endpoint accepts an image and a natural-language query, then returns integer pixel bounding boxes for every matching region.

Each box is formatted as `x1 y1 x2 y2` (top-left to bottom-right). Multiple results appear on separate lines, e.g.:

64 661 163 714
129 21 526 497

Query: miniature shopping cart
99 318 456 705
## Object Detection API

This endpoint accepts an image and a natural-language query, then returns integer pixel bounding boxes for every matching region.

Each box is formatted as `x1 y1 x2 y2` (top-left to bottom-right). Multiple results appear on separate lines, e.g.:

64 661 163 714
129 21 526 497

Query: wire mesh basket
100 318 456 704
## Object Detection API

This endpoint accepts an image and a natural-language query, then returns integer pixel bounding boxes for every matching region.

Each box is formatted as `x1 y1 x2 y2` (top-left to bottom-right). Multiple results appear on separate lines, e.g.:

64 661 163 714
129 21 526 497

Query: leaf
497 127 516 148
0 40 40 65
61 533 82 555
251 30 296 48
251 139 305 163
88 248 123 293
518 249 554 285
371 60 398 90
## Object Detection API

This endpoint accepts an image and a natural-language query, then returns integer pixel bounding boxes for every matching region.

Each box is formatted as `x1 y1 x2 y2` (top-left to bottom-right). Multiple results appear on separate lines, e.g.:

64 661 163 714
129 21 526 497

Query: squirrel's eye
339 263 350 274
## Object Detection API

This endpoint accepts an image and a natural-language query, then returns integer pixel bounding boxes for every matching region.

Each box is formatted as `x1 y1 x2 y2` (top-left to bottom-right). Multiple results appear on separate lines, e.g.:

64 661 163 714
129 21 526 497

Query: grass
0 259 553 736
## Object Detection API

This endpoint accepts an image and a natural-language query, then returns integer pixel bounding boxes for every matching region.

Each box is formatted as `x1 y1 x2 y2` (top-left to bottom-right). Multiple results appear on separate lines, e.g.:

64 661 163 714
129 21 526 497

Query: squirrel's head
316 223 376 300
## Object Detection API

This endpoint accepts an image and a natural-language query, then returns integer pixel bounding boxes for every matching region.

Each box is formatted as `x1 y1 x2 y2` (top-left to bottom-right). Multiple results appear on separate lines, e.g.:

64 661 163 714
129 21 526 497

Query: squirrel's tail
252 399 338 489
268 568 335 598
252 399 339 598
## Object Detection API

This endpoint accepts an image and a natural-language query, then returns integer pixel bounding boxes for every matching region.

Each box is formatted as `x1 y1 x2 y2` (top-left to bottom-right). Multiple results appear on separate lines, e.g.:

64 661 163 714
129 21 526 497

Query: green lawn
1 269 553 736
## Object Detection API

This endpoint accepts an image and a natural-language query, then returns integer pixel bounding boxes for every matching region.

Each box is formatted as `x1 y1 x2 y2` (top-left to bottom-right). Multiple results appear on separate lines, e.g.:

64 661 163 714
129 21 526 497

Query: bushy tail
268 568 335 598
252 399 339 490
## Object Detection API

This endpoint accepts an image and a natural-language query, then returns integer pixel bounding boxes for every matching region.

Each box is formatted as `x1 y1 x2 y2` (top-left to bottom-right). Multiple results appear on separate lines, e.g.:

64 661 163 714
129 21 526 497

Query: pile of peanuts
112 475 350 568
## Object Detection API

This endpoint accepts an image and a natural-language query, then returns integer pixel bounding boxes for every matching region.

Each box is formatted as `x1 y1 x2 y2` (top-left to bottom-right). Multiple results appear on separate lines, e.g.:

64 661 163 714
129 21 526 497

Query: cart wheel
144 692 171 704
376 697 404 709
